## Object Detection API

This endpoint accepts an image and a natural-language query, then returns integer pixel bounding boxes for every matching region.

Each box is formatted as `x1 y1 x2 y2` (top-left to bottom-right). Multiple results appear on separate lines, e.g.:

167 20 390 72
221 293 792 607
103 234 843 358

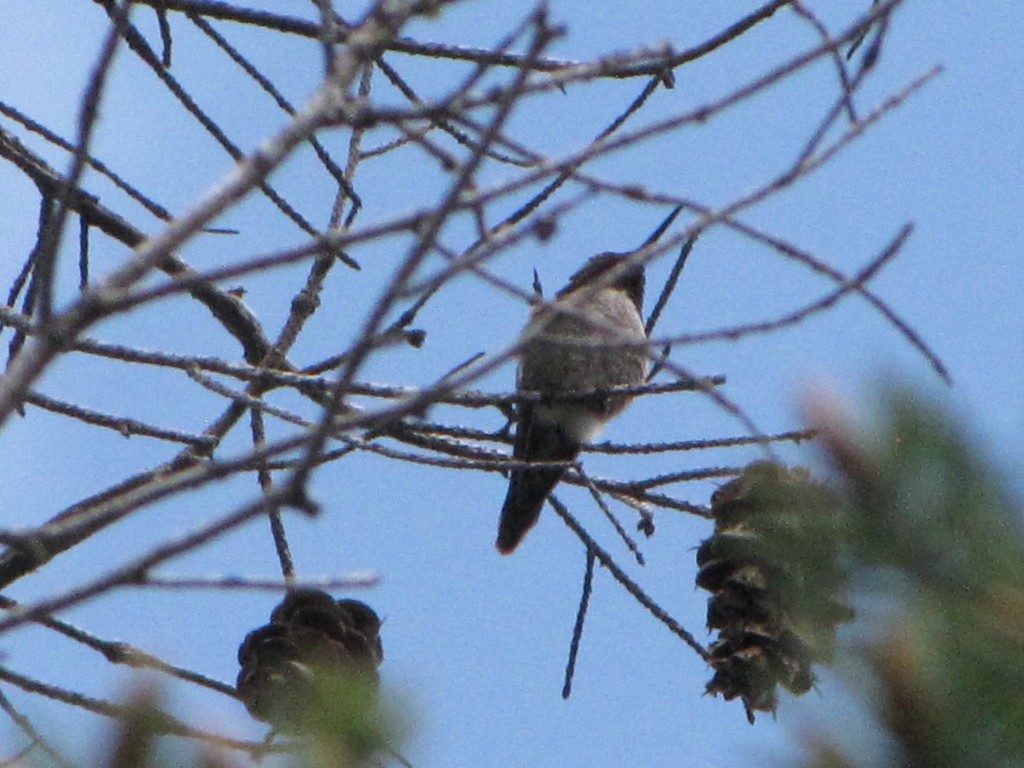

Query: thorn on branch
860 33 882 73
847 0 888 76
846 0 881 60
125 568 149 586
533 216 557 243
637 509 654 537
283 485 320 517
404 328 426 348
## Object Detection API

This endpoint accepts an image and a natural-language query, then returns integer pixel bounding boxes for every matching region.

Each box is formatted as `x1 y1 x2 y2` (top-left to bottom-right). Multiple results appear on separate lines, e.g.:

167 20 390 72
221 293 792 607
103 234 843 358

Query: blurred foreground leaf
803 389 1024 768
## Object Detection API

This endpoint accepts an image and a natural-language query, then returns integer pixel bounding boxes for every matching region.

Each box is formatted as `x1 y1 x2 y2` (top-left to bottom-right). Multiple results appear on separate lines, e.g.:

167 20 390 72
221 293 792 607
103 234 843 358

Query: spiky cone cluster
236 589 383 731
697 461 853 722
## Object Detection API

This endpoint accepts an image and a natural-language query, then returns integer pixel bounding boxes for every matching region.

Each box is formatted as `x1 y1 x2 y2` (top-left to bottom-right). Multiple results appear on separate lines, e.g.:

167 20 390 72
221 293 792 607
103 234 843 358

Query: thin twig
33 2 128 322
0 665 272 755
549 496 709 660
561 549 594 699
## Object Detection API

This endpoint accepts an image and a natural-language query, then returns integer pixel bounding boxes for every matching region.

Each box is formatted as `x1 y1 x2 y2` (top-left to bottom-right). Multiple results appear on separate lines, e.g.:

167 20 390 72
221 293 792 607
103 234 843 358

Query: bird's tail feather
495 466 566 554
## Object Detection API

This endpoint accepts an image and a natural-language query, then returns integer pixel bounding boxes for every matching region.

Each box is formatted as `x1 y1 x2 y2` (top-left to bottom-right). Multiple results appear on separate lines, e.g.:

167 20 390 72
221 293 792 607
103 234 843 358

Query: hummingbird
496 252 649 554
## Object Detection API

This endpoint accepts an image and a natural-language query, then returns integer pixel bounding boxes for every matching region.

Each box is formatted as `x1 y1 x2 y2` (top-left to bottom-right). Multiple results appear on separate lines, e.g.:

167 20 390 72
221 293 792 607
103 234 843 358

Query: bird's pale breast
518 286 648 416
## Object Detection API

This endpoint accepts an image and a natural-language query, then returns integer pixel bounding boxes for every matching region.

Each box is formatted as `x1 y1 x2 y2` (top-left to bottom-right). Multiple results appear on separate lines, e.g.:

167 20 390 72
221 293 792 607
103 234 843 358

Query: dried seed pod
697 461 852 722
236 589 383 730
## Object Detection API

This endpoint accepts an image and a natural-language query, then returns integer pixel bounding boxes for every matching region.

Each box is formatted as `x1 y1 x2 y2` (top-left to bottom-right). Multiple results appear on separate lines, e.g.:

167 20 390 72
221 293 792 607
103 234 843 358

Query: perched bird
496 252 649 554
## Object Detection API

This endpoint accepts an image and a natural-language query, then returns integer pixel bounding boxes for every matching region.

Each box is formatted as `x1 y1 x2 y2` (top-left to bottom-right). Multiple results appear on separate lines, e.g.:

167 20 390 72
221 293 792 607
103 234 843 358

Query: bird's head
559 252 645 312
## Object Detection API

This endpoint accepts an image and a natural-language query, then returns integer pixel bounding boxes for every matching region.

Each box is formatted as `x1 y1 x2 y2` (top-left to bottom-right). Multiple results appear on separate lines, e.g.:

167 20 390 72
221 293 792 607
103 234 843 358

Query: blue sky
0 2 1021 766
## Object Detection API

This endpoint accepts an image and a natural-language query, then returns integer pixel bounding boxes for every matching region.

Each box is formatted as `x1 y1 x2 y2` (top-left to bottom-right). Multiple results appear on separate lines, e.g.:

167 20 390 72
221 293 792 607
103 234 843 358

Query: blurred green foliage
804 389 1024 768
78 671 394 768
